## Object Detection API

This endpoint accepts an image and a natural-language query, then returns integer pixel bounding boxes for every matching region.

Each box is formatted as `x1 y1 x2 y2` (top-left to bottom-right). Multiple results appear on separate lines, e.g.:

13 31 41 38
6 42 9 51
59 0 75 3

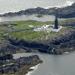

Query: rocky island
0 54 42 75
0 17 75 55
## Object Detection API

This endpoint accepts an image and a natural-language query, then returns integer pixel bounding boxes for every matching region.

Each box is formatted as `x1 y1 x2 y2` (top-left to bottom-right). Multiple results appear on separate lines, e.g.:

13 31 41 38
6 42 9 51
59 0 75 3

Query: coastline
26 64 40 75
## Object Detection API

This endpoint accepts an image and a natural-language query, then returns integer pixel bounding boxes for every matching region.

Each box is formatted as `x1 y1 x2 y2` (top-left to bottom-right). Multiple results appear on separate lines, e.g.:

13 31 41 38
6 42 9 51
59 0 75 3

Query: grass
7 20 55 41
10 27 73 42
0 19 74 42
11 20 53 30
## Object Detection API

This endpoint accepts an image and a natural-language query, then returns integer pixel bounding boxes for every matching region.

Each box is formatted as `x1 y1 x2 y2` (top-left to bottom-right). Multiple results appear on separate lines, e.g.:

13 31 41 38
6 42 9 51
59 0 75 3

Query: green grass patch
0 20 74 42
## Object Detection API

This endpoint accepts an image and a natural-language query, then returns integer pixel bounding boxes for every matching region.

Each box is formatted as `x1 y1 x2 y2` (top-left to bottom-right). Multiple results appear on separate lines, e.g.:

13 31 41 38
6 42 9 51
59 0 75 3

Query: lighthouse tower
54 8 59 29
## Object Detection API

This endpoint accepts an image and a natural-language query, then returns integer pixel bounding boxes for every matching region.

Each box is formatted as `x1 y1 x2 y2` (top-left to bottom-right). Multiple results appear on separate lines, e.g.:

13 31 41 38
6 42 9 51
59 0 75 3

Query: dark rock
0 55 42 74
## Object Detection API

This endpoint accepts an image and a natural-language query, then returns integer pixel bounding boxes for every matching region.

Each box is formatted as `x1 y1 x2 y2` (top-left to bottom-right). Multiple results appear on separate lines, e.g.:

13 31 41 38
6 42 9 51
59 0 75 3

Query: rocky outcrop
0 54 13 61
0 39 22 55
0 55 42 74
0 29 75 55
8 30 75 55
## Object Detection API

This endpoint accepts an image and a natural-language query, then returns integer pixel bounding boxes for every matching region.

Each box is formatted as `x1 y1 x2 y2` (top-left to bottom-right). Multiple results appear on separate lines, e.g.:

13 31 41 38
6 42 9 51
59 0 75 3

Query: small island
0 54 42 75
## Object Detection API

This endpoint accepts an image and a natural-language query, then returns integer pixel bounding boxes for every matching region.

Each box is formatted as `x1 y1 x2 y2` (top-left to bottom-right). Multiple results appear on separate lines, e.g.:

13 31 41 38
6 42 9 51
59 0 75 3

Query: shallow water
0 15 55 22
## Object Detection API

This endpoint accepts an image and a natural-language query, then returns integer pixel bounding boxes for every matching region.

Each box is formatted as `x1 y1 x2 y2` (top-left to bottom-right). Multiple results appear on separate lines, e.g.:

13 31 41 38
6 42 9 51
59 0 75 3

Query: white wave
26 64 40 75
66 0 74 6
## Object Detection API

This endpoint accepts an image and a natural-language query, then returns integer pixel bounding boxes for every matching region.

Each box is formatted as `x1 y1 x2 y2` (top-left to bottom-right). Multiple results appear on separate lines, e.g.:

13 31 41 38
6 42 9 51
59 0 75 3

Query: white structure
33 25 50 31
33 24 62 32
51 26 62 32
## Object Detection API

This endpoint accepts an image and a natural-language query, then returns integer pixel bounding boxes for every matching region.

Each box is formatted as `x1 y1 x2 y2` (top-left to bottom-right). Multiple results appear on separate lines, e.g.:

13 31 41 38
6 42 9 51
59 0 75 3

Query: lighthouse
54 8 59 29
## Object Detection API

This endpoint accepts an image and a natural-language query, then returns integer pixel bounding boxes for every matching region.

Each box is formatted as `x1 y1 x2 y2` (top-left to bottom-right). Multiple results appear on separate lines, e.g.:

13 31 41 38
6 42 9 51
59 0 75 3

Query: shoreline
26 64 40 75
